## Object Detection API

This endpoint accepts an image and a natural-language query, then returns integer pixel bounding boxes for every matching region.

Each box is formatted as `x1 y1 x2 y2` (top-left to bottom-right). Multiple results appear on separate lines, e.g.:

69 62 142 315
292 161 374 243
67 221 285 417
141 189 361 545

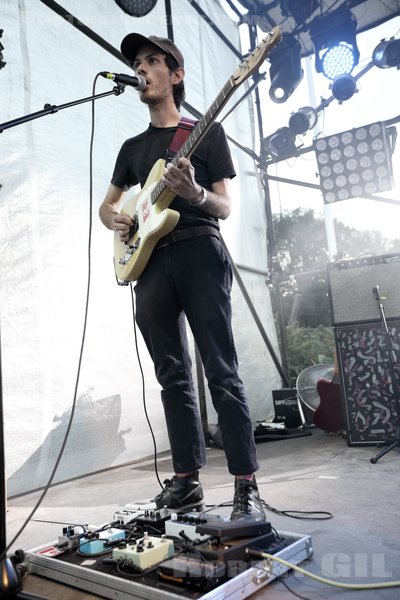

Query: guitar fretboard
150 77 235 205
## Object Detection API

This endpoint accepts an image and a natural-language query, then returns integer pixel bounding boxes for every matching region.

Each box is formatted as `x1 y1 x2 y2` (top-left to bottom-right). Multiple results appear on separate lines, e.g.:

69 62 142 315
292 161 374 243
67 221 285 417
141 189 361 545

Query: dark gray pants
135 233 259 476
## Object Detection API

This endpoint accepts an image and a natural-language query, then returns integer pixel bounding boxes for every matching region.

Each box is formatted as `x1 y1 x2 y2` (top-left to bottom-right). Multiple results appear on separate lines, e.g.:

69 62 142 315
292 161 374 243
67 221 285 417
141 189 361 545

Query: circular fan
296 364 334 412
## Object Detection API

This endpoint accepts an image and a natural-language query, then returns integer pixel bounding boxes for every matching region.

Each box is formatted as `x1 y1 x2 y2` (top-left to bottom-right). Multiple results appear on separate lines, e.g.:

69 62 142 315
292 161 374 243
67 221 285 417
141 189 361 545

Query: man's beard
139 85 173 107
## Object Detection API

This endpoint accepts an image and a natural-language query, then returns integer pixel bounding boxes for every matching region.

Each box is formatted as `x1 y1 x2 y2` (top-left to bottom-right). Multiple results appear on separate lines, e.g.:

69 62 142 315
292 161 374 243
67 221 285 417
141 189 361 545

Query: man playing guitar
99 33 266 520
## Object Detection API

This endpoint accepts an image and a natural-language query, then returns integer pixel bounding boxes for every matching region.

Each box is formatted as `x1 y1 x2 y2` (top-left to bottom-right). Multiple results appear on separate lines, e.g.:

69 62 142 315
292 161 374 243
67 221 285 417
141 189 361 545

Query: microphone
100 72 147 90
372 285 381 303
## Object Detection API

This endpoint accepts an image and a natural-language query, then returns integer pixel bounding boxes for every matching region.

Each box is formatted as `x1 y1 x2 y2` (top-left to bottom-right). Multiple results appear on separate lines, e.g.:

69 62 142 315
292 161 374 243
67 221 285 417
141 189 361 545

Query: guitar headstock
232 26 282 86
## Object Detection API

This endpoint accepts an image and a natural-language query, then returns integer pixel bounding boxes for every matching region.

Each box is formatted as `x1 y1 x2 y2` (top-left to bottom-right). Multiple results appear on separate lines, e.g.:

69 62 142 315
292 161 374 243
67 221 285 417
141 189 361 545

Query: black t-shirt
111 121 236 230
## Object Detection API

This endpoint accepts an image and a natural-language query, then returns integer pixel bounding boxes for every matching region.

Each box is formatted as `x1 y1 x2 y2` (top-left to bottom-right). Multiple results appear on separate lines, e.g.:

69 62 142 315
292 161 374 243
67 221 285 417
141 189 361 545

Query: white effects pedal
112 533 174 570
165 512 211 542
113 501 158 525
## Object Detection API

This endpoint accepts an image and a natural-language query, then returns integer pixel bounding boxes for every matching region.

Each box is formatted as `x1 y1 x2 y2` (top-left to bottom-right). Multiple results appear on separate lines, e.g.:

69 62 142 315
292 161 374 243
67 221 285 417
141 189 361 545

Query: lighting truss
280 0 319 25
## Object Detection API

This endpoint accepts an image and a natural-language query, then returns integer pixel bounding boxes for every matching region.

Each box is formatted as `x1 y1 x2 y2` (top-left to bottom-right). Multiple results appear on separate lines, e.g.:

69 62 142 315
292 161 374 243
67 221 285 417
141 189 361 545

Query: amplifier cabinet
327 253 400 326
335 321 400 446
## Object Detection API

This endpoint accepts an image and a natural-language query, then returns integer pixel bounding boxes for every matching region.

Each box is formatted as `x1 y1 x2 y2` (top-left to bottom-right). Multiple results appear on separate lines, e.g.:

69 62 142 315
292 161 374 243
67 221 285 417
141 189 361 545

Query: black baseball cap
121 34 184 68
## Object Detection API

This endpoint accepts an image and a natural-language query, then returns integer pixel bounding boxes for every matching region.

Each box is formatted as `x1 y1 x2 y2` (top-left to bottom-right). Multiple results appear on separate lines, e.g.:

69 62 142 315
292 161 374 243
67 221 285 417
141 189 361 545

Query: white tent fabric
0 0 281 496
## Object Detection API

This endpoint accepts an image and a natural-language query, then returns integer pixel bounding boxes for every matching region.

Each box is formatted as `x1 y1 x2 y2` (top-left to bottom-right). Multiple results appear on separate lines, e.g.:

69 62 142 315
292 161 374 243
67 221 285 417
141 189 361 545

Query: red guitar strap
166 117 197 162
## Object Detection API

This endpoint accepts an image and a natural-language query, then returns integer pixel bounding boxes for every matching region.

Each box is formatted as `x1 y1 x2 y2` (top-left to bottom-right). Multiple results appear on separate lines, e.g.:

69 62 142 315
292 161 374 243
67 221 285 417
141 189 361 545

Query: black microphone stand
0 82 126 597
0 83 125 133
370 285 400 464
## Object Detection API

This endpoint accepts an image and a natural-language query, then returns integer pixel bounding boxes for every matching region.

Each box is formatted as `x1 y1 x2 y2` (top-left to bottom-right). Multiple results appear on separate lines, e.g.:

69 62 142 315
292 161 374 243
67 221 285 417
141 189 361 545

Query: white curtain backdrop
0 0 281 496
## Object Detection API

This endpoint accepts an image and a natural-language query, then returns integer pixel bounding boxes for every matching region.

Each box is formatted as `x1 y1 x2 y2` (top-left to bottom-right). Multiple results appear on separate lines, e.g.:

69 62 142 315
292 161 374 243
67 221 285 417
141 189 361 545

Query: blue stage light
321 42 357 80
310 6 359 81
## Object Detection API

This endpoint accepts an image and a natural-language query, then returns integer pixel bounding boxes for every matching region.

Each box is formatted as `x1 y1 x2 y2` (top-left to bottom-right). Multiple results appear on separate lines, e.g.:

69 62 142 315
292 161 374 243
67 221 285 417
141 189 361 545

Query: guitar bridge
118 238 141 266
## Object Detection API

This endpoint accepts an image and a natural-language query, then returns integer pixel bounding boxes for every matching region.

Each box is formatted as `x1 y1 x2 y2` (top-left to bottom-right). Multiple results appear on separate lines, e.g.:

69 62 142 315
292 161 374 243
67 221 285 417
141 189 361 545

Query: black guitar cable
129 283 167 493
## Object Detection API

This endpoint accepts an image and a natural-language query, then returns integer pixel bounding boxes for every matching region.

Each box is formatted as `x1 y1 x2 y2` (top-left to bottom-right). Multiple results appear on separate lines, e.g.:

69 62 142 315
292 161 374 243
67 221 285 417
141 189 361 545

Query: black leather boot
231 475 266 521
152 472 204 510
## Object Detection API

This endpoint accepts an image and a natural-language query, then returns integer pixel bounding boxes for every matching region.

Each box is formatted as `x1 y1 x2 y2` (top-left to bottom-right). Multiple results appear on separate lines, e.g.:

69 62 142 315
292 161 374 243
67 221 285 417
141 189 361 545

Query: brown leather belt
155 226 220 249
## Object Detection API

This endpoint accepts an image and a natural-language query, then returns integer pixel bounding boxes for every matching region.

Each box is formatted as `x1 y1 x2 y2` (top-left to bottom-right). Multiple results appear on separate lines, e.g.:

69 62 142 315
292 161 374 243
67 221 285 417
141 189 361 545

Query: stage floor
6 427 400 599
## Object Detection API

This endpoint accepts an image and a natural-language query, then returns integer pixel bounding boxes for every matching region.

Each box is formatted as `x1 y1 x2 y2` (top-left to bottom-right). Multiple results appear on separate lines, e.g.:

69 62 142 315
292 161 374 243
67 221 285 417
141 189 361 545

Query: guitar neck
174 78 236 162
149 26 282 206
151 77 236 204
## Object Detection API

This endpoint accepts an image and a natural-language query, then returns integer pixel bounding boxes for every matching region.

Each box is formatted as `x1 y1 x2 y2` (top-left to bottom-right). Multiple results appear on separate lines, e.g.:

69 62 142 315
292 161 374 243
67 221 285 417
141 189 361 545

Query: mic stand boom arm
0 83 125 133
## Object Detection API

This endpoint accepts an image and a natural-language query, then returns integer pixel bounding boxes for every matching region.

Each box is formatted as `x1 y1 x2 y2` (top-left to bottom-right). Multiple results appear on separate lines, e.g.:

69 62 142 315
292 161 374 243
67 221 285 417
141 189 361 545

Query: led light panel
314 122 394 204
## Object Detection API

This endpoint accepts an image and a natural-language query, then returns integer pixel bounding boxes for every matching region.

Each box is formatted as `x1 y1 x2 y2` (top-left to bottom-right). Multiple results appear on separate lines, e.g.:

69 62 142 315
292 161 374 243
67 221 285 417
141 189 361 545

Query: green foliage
270 208 400 382
285 324 335 386
272 208 330 273
273 207 400 275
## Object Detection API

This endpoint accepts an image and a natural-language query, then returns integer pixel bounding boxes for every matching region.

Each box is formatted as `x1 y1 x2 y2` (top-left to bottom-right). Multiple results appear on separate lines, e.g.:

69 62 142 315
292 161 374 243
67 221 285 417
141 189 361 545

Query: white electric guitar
114 26 282 283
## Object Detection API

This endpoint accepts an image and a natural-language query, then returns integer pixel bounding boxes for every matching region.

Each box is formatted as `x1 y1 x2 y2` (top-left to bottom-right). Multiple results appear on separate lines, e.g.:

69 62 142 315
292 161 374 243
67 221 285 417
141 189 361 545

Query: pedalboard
112 533 175 570
27 528 313 599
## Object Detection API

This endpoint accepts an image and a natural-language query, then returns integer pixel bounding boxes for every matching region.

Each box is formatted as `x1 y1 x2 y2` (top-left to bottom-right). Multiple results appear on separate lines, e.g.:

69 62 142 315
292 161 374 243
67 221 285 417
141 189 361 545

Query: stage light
373 37 400 69
310 6 359 80
330 74 357 103
288 106 318 136
321 42 357 80
280 0 319 24
314 122 394 204
262 127 298 161
268 34 303 103
114 0 157 17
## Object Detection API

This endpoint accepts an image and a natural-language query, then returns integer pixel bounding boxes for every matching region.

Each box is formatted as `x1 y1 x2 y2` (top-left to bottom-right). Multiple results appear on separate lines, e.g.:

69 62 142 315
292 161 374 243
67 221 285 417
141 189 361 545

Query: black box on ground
272 388 302 428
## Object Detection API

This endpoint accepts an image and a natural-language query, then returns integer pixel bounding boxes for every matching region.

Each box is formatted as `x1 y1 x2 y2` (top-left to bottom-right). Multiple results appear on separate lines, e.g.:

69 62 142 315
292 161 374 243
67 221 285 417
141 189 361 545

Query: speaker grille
336 321 400 446
327 253 400 325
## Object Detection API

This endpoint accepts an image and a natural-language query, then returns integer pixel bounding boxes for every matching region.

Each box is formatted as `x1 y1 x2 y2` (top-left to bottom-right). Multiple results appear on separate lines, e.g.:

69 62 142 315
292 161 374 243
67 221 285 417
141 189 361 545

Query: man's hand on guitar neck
162 157 232 220
162 157 202 203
